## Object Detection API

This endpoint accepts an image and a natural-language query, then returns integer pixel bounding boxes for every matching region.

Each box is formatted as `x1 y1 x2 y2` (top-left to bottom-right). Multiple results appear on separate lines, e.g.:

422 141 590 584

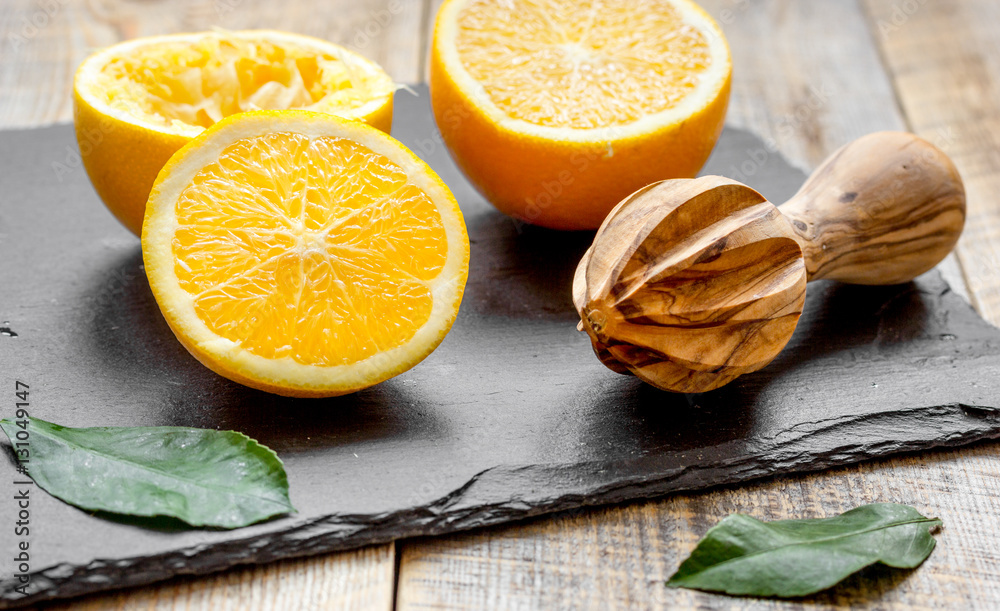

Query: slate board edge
4 402 998 608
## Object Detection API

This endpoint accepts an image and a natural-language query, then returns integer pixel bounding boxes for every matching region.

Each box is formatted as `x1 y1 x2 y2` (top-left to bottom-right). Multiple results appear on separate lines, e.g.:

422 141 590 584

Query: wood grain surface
37 544 395 611
397 446 1000 610
860 0 1000 326
573 177 807 393
572 128 967 395
2 0 998 609
0 0 426 126
781 131 965 285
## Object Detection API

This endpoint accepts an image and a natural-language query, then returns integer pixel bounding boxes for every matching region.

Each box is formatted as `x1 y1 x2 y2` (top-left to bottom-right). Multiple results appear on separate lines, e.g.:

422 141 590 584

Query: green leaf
666 503 941 598
1 417 294 529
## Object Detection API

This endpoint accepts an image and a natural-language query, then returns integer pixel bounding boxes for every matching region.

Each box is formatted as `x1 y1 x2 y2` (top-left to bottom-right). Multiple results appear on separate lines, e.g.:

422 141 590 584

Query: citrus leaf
666 503 941 597
1 417 294 529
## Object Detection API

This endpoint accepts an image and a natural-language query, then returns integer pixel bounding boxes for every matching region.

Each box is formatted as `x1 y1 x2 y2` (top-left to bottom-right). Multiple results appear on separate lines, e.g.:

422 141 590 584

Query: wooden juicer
573 132 966 393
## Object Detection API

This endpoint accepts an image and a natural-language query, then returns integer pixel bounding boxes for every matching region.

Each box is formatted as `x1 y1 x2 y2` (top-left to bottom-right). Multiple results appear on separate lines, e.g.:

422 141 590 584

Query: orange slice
74 30 395 236
142 111 469 397
430 0 731 230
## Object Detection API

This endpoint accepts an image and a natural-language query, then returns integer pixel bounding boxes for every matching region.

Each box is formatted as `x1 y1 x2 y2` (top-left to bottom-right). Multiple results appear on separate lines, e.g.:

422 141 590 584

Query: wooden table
3 1 999 608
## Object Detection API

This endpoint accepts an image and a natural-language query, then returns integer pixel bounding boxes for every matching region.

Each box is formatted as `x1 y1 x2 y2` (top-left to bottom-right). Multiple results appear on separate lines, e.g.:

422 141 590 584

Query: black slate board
2 85 1000 607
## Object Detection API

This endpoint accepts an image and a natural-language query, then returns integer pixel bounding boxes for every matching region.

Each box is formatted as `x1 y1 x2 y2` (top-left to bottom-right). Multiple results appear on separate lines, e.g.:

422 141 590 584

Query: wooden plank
30 544 396 611
700 0 905 169
396 1 1000 608
0 0 426 129
861 0 1000 323
397 445 1000 610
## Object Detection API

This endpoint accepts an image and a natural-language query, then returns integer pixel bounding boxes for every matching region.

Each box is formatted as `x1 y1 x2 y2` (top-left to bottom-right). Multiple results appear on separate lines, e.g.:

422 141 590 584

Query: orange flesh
454 0 714 129
94 36 391 130
172 133 447 366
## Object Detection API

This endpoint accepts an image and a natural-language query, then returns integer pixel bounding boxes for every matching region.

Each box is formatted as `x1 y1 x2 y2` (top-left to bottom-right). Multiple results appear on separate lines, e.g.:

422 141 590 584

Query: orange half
142 111 469 397
430 0 732 229
74 30 396 235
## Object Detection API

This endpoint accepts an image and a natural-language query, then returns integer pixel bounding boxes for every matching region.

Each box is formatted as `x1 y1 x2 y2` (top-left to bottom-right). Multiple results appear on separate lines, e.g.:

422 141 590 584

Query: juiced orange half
74 30 395 235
